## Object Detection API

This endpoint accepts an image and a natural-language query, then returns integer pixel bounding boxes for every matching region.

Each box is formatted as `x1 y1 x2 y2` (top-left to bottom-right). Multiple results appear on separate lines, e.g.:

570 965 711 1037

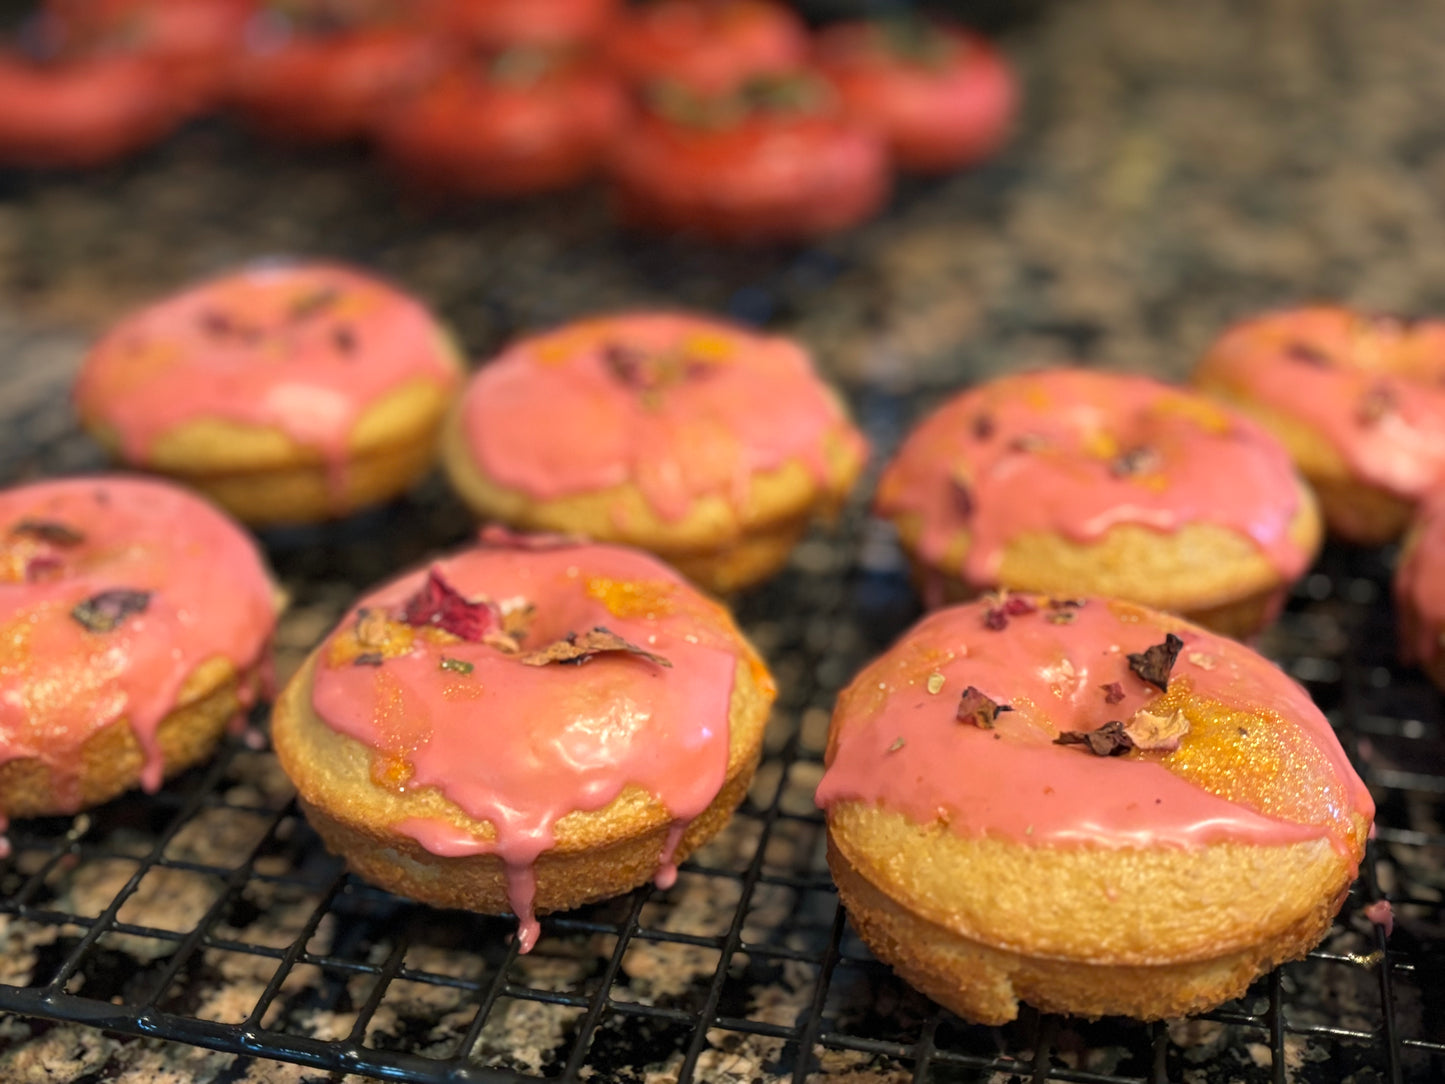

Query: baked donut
608 74 890 243
1394 491 1445 688
441 312 868 594
816 595 1374 1023
604 0 807 97
814 15 1017 175
74 262 464 526
374 47 627 198
875 368 1322 638
1193 307 1445 544
45 0 254 114
0 476 280 843
437 0 618 49
271 530 774 951
226 1 442 143
0 46 178 168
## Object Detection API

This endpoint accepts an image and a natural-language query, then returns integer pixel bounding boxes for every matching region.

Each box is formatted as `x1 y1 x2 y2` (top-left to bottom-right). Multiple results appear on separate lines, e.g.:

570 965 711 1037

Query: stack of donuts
0 249 1399 1029
0 0 1017 242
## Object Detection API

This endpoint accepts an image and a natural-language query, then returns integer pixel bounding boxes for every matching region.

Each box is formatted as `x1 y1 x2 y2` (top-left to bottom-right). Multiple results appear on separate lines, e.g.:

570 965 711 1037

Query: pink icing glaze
74 262 460 502
1394 489 1445 663
0 476 278 809
816 597 1374 858
1363 899 1394 937
875 368 1312 588
458 312 866 522
309 537 762 951
1199 307 1445 498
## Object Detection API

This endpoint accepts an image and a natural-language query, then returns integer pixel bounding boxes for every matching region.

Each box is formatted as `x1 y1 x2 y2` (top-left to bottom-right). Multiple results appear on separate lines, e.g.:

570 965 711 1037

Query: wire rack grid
0 385 1440 1083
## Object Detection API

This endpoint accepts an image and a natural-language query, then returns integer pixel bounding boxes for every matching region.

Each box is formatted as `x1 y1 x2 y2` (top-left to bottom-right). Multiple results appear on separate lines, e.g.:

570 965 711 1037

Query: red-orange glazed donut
375 48 627 198
437 0 618 49
608 75 890 244
814 15 1017 175
0 47 178 168
226 2 442 143
0 476 281 845
604 0 807 97
45 0 255 114
1193 306 1445 544
1395 492 1445 689
816 595 1373 1023
441 312 868 593
875 368 1322 638
270 531 774 951
73 262 464 526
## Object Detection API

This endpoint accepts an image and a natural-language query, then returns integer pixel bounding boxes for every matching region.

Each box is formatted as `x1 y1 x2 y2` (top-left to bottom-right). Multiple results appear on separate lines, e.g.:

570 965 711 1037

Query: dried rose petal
1122 707 1189 752
24 554 65 582
11 519 84 547
1127 633 1184 692
1110 446 1161 477
1002 596 1036 616
952 476 975 517
983 608 1008 631
1100 681 1125 704
1055 719 1132 756
1357 383 1397 425
71 589 151 632
333 325 357 355
519 626 671 668
956 685 1011 728
972 414 995 440
399 568 503 643
1285 341 1331 367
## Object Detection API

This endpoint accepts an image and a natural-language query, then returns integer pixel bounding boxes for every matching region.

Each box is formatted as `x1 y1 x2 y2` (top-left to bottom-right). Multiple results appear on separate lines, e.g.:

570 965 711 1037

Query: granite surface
0 0 1444 1080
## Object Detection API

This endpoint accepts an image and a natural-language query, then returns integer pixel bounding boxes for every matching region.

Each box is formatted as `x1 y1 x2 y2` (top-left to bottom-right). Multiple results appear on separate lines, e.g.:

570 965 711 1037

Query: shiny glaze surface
0 477 277 808
1395 490 1445 662
605 0 807 95
309 538 770 950
459 312 866 521
875 368 1312 585
1197 306 1445 498
817 597 1373 855
76 263 460 487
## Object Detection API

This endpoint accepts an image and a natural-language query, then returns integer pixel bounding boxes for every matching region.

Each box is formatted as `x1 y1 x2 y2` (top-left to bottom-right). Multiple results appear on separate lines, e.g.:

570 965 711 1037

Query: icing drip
309 543 759 950
1200 307 1445 498
816 598 1374 858
74 263 460 504
875 368 1311 586
1363 899 1394 937
0 477 278 805
459 313 865 522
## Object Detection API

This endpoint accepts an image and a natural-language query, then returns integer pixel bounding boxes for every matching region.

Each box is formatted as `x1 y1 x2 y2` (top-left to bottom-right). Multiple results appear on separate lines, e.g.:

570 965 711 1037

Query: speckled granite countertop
0 0 1443 1080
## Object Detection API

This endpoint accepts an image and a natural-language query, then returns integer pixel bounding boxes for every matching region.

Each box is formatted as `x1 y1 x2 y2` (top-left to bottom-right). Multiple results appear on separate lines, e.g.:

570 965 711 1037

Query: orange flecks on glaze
876 368 1311 586
816 597 1373 855
1199 307 1445 497
585 576 678 619
457 313 866 522
309 542 763 951
74 263 460 480
0 477 277 796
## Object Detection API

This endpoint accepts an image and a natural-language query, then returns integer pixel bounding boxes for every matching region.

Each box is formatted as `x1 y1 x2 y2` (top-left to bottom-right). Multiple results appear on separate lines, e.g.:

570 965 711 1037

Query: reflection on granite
0 0 1443 1080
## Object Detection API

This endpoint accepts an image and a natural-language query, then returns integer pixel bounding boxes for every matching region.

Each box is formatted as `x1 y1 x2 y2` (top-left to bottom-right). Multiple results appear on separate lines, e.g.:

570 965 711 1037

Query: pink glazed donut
442 311 868 593
0 476 280 842
817 594 1373 1023
271 531 775 951
875 368 1322 638
1194 306 1445 543
1395 491 1445 688
74 262 464 526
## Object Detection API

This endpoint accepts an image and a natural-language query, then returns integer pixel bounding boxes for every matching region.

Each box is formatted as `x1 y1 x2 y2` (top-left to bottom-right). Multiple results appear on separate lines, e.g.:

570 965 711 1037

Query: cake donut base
826 803 1365 1024
273 652 771 919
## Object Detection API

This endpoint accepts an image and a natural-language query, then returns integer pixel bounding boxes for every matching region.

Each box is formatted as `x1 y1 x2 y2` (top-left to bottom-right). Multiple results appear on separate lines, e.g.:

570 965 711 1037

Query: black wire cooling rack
0 384 1442 1082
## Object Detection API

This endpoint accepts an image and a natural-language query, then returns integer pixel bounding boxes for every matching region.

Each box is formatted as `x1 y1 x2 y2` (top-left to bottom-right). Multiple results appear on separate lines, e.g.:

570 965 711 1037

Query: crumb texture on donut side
816 596 1373 1022
271 538 775 947
876 369 1318 627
